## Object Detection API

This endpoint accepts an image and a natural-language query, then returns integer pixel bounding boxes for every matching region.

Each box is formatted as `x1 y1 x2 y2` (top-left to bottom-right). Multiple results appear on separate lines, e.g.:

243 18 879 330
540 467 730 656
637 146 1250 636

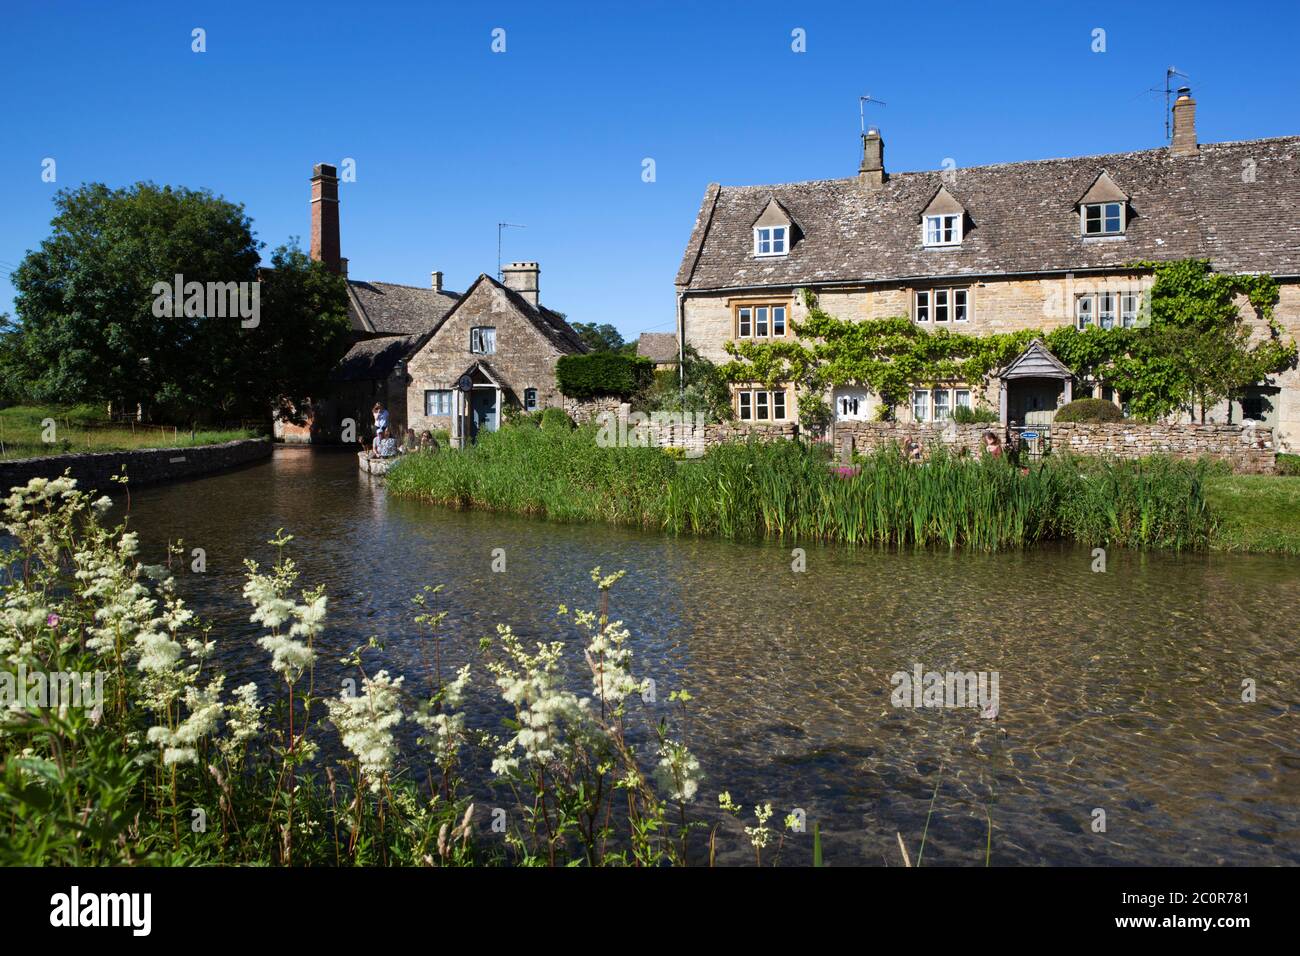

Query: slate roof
332 334 416 383
637 332 679 364
346 280 461 335
676 136 1300 291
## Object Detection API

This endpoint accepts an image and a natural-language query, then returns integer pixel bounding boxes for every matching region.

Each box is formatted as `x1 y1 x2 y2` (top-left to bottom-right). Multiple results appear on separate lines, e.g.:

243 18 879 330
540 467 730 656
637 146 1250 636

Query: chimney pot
501 261 540 307
310 163 342 273
431 270 443 292
859 129 885 191
339 257 348 278
1171 87 1197 156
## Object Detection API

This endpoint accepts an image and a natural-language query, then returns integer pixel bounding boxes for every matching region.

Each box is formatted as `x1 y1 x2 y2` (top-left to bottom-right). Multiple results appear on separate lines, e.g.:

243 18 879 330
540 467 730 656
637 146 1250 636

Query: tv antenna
1144 67 1188 142
497 222 526 279
859 94 887 133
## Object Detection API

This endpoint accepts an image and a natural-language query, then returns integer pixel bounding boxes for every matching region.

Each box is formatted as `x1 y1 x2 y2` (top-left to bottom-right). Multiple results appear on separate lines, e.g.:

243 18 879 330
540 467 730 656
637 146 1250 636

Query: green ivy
720 260 1295 422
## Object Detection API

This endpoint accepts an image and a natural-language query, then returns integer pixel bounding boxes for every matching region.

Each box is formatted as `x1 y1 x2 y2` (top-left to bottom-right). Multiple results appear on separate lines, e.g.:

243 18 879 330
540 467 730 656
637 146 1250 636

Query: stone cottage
403 264 587 445
277 163 585 443
673 89 1300 450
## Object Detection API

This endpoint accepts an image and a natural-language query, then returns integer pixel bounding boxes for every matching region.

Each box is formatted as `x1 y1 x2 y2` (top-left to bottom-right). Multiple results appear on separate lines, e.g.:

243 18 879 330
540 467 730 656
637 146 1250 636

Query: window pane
772 307 786 336
483 328 495 353
773 390 786 419
955 389 971 409
1121 293 1137 328
925 217 940 244
935 289 949 322
934 389 951 421
1104 203 1122 232
772 227 786 253
1099 292 1115 329
916 291 929 322
1076 296 1093 329
739 392 751 420
738 308 751 336
756 391 769 420
954 289 967 321
756 307 768 336
912 389 929 422
524 388 537 411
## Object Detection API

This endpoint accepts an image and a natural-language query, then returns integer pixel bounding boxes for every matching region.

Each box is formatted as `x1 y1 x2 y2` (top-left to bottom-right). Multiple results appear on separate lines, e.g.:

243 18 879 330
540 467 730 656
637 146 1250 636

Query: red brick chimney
1171 87 1197 157
310 163 341 273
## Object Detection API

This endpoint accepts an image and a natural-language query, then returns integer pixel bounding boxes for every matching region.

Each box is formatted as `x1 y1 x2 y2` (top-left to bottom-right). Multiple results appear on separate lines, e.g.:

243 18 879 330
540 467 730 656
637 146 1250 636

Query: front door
469 389 498 440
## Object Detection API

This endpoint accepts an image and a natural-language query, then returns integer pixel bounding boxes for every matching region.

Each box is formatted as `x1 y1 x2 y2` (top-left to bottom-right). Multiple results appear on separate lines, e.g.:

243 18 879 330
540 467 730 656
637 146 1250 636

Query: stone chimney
310 163 341 273
502 261 540 306
1171 87 1197 156
338 257 349 278
431 270 444 292
859 127 885 191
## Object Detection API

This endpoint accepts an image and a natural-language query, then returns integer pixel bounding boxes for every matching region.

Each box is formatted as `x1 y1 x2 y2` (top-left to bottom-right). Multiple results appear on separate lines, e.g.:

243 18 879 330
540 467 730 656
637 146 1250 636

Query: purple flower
46 613 60 628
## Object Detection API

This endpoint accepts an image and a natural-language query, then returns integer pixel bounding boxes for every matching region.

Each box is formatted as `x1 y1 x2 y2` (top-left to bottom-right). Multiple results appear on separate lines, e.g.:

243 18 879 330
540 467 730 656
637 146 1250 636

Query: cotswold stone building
279 163 584 443
674 91 1300 450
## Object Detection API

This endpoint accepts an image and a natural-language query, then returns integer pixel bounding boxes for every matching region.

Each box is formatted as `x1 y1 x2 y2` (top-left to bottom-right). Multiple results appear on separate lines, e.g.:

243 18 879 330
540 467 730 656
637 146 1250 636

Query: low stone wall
1051 422 1275 474
646 420 798 452
0 438 273 494
833 421 995 459
563 397 624 425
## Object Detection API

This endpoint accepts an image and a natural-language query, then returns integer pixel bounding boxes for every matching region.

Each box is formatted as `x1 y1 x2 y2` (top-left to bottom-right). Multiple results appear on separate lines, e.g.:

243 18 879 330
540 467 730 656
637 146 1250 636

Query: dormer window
1082 202 1124 236
924 214 962 247
1076 171 1129 237
754 225 787 257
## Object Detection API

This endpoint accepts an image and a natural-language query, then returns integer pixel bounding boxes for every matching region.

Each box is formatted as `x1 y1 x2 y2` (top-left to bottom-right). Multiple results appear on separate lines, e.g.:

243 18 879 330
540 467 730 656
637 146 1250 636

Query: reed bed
386 425 1215 551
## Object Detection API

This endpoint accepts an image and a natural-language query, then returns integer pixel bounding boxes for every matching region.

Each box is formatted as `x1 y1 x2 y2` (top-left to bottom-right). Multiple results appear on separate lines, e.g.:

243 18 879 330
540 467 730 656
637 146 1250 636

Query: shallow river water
121 447 1299 866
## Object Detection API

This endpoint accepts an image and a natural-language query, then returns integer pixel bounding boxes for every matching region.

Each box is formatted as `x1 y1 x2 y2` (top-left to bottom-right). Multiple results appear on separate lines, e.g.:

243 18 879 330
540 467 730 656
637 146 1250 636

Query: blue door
469 389 498 440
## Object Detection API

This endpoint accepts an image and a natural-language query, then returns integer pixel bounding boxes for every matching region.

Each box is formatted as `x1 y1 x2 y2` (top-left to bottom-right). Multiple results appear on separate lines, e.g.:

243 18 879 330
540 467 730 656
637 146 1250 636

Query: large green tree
6 182 350 423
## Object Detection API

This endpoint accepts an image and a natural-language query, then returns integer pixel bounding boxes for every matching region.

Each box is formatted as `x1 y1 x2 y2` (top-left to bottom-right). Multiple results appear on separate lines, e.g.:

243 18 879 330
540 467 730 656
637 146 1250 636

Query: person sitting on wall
981 430 1003 459
372 402 389 437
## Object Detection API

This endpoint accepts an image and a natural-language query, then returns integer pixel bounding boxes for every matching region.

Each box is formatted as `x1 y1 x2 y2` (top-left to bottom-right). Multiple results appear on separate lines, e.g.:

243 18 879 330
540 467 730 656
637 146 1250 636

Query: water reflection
118 447 1300 866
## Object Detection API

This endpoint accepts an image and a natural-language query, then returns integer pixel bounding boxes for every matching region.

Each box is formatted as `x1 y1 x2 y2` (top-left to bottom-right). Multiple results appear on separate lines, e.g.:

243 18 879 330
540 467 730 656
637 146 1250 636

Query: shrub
556 353 653 400
540 407 573 431
1054 398 1123 423
953 404 999 424
1277 453 1300 477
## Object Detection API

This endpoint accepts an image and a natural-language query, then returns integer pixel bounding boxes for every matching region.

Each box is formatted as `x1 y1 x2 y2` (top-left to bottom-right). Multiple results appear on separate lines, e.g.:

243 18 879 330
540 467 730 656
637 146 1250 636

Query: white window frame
1121 292 1139 328
737 307 752 337
1075 294 1094 330
1081 201 1125 236
523 388 538 411
933 388 952 421
470 326 496 354
923 213 962 247
424 389 452 416
912 389 930 423
1098 291 1116 330
737 388 788 422
735 302 789 340
915 287 970 324
955 388 972 411
753 225 788 257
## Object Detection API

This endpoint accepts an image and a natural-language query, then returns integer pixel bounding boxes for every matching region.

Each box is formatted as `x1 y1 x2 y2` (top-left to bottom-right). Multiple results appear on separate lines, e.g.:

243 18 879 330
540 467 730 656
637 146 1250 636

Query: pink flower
46 613 60 628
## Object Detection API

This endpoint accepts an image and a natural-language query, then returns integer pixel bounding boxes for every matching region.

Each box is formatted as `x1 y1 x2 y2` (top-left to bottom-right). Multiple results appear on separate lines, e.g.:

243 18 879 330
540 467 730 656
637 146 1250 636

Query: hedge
555 353 653 399
1054 398 1124 423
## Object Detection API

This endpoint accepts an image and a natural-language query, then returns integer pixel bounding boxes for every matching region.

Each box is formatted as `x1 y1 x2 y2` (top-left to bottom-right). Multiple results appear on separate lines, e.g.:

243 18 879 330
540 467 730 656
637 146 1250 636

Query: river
121 447 1300 865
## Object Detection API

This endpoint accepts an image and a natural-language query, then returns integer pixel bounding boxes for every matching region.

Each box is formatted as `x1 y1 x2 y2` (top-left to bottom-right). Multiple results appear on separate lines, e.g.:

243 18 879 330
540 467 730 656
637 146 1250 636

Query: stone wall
1051 422 1275 473
832 420 995 459
564 396 624 425
0 439 272 495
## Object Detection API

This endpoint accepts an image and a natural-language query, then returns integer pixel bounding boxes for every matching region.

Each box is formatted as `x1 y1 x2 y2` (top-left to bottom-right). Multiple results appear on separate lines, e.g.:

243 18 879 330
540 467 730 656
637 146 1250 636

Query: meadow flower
327 670 404 791
257 634 315 684
653 739 702 802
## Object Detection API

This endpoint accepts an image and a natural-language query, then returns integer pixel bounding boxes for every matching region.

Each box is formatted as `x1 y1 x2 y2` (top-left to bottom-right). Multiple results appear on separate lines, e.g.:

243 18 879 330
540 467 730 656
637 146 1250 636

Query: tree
569 321 626 353
8 182 351 423
640 344 734 421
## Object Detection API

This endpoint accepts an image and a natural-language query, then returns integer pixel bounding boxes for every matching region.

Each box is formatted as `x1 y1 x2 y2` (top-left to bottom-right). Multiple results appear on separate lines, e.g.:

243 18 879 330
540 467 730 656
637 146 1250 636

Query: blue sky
1 0 1297 339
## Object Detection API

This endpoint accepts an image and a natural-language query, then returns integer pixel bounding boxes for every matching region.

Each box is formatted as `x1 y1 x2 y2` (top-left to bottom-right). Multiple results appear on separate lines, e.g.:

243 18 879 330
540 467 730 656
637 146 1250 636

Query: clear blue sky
2 0 1297 339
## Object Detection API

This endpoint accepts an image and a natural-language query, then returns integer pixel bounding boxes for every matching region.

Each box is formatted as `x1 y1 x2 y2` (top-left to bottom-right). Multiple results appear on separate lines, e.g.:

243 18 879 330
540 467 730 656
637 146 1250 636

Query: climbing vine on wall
720 260 1294 424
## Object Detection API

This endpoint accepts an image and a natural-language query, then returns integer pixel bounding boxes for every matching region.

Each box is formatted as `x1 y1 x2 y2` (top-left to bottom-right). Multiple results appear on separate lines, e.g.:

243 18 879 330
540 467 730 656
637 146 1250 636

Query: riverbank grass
0 404 257 460
1204 474 1300 554
386 425 1214 551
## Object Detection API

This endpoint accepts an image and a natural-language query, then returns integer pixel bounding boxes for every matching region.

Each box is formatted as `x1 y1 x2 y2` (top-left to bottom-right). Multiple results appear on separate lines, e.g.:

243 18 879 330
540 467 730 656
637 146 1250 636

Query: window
736 388 788 422
1075 295 1094 329
735 302 789 339
424 389 452 416
1081 201 1124 236
1098 292 1116 330
470 326 496 354
955 389 972 411
840 396 860 417
933 389 952 421
912 389 930 423
754 226 788 256
924 213 962 246
523 388 538 411
1121 292 1139 328
915 288 970 323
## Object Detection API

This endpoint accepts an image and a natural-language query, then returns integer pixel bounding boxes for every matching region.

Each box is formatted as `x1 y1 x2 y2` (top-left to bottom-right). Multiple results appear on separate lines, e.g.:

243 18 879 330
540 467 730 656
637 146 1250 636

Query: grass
0 404 259 460
386 424 1216 551
1205 473 1300 554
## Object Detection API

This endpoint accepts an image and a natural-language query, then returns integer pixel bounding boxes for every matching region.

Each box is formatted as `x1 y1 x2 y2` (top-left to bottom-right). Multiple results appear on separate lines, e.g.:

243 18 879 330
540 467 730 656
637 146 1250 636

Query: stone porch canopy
997 339 1073 425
